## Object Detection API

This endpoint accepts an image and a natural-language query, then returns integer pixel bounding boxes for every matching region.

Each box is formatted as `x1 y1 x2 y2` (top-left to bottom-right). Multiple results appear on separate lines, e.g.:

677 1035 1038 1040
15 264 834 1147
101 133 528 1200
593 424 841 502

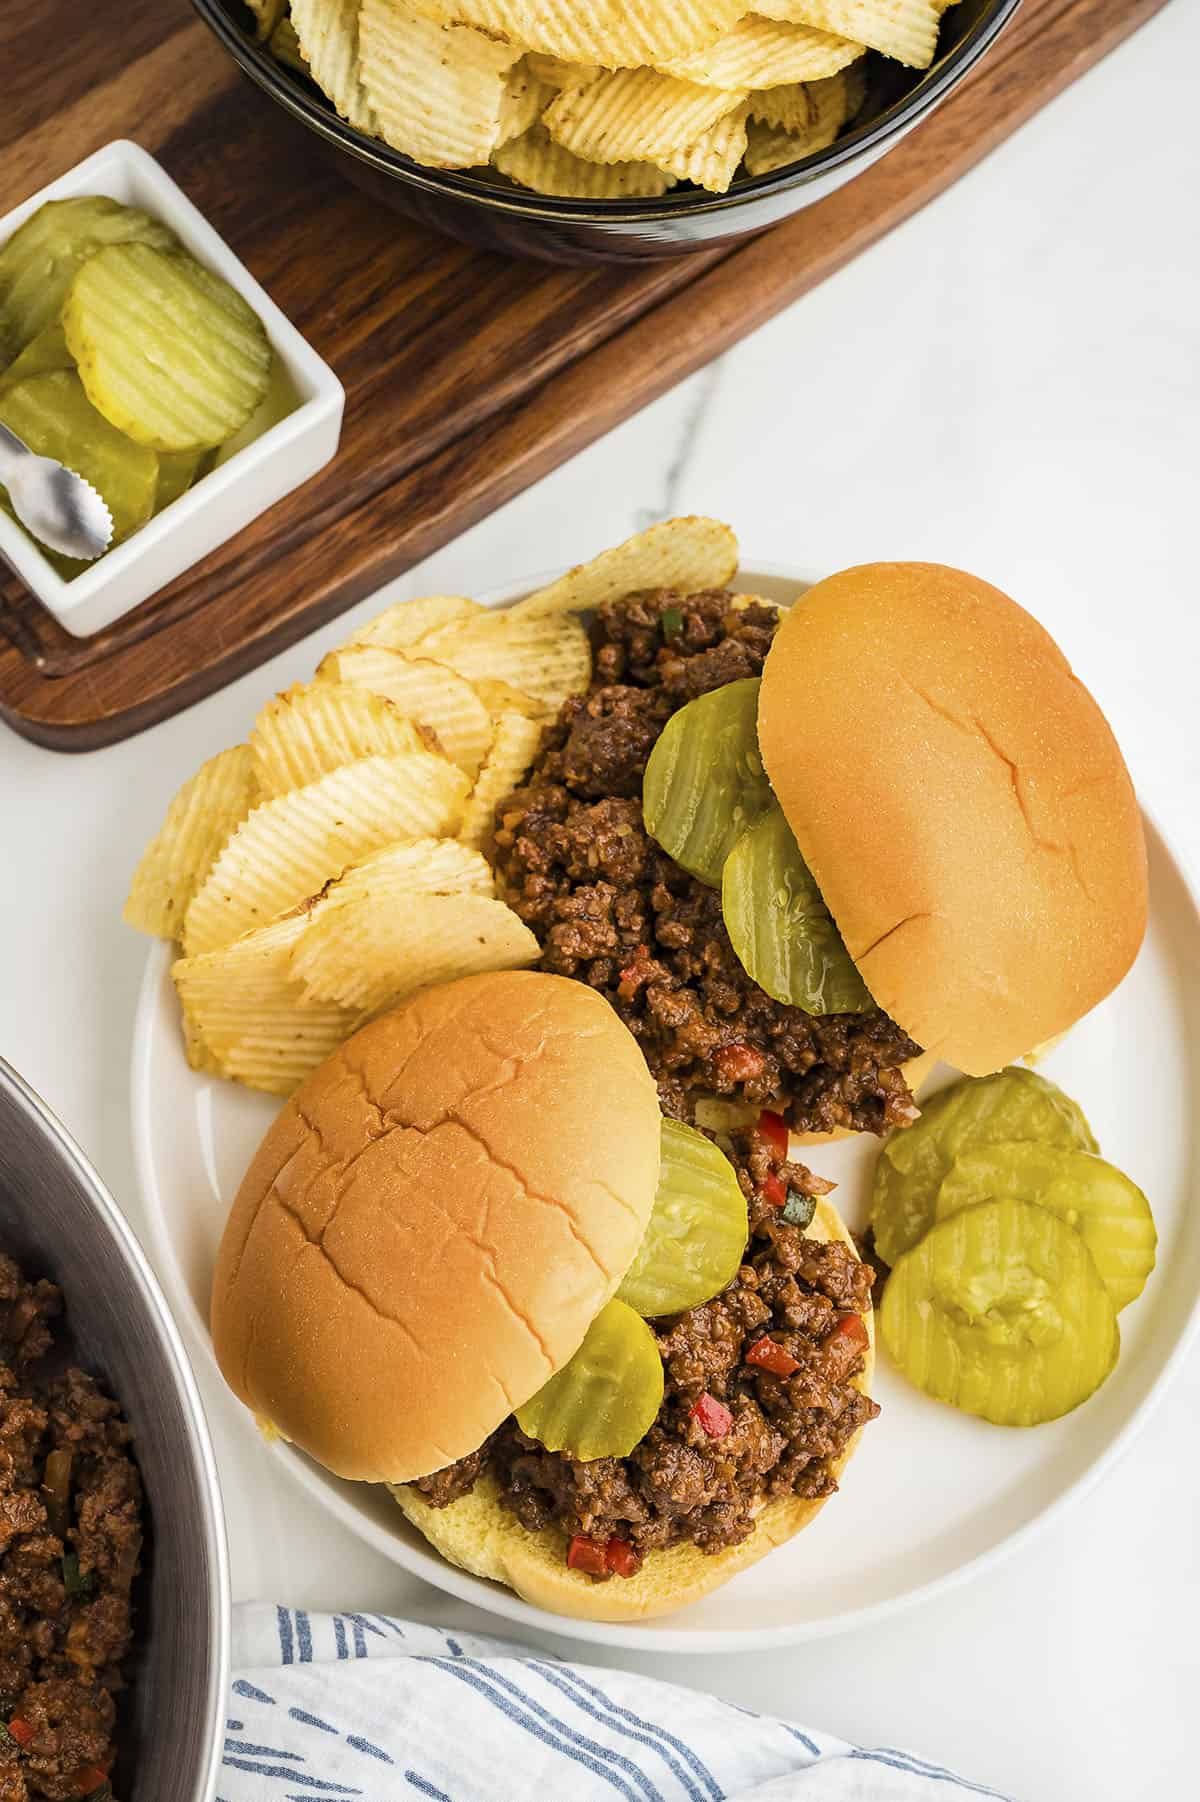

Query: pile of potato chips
125 516 740 1096
249 0 958 197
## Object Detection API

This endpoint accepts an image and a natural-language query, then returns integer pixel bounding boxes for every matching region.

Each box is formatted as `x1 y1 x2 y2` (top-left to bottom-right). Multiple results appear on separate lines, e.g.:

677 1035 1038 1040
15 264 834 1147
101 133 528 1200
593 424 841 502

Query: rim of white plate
131 560 1200 1652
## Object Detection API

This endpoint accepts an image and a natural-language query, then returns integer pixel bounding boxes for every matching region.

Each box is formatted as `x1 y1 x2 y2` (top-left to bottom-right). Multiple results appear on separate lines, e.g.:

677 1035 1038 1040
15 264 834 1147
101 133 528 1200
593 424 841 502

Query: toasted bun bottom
391 1198 873 1623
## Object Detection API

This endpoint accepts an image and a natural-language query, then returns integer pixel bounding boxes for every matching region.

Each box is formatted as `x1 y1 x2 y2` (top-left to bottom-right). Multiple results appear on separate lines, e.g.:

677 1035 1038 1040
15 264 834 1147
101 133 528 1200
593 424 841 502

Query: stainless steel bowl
193 0 1022 264
0 1061 228 1802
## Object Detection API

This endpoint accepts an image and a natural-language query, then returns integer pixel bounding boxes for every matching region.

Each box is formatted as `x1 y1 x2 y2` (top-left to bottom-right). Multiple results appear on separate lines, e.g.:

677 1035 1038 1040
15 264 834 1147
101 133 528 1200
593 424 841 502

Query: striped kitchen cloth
220 1603 1016 1802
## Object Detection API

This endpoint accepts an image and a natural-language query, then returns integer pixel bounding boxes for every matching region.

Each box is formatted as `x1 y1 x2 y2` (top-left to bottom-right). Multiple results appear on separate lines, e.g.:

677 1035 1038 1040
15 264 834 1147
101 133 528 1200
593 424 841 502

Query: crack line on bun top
188 532 1147 1622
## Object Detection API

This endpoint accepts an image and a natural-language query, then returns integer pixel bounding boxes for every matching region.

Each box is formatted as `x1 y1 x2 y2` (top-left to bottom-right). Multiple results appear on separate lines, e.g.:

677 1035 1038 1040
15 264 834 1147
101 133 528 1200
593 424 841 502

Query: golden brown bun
211 970 661 1483
757 564 1146 1076
392 1198 872 1623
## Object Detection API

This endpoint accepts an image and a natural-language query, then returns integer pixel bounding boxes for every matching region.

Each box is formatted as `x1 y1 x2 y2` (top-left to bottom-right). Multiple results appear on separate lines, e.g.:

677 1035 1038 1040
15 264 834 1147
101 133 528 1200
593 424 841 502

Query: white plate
131 564 1200 1652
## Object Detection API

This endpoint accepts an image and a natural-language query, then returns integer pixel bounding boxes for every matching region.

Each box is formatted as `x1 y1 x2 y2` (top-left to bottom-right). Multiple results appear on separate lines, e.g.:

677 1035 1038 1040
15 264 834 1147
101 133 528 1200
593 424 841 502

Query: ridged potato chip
659 102 750 192
743 121 807 175
318 646 493 774
359 0 521 168
545 70 747 164
493 126 674 199
291 889 540 1014
524 53 601 90
843 57 869 117
416 609 591 710
513 517 739 618
125 744 256 940
459 710 547 848
250 681 436 798
498 62 553 143
173 911 359 1097
245 0 285 38
63 245 272 452
322 836 495 906
183 752 468 955
470 676 551 719
348 593 482 651
756 0 941 68
745 69 856 168
182 1011 222 1077
406 0 746 67
291 0 379 132
268 14 308 74
659 16 864 89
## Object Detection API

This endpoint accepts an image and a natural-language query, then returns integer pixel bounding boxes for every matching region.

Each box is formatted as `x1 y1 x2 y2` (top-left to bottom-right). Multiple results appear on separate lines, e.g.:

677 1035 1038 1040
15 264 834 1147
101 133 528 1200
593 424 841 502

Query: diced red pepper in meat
605 1538 642 1579
618 945 651 989
690 1392 733 1439
822 1312 869 1380
7 1718 35 1748
745 1337 800 1378
713 1042 766 1084
567 1534 609 1576
761 1173 788 1209
72 1769 111 1798
757 1109 789 1160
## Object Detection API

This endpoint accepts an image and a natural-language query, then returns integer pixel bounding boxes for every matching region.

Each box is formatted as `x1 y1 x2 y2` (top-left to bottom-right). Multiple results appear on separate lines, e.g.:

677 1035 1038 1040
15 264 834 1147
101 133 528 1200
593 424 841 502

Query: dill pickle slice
0 321 72 392
722 804 872 1014
880 1198 1119 1425
642 676 775 886
0 370 157 548
212 357 299 467
63 244 272 452
515 1299 664 1461
616 1118 748 1319
154 449 207 514
871 1067 1098 1270
0 196 180 356
936 1142 1155 1312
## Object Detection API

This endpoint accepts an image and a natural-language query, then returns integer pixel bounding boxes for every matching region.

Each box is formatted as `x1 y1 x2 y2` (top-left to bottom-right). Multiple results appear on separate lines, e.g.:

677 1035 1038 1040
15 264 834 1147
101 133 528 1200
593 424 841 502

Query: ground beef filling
413 1132 880 1566
0 1256 141 1801
492 587 922 1139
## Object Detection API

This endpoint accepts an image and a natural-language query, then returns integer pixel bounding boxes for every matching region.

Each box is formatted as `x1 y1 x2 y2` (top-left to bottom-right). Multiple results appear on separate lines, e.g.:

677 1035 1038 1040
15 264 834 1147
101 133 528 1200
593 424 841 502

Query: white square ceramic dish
0 139 344 637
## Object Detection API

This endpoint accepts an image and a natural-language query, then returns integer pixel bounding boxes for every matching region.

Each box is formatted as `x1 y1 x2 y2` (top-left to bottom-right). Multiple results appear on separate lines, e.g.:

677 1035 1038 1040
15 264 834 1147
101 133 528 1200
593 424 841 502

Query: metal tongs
0 421 113 561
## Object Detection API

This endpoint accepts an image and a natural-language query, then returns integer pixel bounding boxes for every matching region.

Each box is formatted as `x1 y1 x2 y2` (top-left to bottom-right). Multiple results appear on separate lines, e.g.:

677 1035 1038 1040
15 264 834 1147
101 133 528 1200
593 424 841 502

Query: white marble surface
2 5 1198 1799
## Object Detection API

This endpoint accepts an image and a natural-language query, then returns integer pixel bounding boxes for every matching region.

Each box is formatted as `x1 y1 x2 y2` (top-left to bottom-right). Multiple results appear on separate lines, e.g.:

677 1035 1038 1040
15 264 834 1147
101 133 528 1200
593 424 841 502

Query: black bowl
193 0 1022 264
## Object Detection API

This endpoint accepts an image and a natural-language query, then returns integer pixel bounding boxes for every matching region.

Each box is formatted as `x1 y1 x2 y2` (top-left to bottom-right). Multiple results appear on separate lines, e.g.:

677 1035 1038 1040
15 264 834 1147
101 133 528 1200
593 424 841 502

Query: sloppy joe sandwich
493 560 1145 1144
212 969 881 1622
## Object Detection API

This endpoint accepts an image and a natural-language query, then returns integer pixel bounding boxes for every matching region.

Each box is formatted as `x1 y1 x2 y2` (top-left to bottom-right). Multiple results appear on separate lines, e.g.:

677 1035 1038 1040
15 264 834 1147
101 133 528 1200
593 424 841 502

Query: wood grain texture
0 0 1169 749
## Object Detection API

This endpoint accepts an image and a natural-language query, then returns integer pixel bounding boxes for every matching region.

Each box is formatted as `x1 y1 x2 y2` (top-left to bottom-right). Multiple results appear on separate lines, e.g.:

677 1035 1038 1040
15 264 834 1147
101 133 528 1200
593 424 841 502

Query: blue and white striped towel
220 1603 1016 1802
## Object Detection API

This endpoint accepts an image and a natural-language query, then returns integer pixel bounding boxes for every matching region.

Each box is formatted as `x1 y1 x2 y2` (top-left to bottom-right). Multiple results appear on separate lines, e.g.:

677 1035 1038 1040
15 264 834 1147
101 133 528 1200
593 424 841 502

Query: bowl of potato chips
195 0 1021 263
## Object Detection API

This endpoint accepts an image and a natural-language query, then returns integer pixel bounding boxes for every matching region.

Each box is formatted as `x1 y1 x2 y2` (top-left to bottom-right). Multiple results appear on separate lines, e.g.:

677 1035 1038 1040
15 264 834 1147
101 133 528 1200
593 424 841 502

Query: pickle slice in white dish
722 803 873 1015
642 676 774 886
936 1141 1156 1312
515 1299 664 1461
617 1118 748 1319
0 368 158 548
871 1066 1099 1270
153 448 209 514
0 195 181 356
0 321 73 392
880 1197 1119 1426
63 244 272 451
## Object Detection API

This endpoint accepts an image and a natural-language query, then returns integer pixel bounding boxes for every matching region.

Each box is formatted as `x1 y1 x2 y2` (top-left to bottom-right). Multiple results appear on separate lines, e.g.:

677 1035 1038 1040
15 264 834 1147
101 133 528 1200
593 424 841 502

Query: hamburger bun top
392 1196 871 1623
211 970 661 1483
757 564 1146 1076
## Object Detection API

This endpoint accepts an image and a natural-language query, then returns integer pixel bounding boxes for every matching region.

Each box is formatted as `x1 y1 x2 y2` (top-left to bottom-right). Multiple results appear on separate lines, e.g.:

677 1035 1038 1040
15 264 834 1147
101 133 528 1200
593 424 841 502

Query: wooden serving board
0 0 1168 750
